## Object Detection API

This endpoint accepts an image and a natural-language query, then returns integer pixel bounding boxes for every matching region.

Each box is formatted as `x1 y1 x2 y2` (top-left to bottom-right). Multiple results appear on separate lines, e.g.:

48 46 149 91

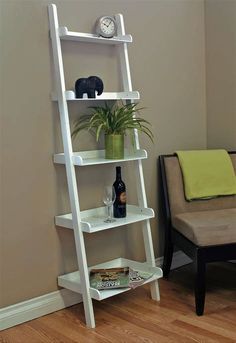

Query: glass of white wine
102 185 116 223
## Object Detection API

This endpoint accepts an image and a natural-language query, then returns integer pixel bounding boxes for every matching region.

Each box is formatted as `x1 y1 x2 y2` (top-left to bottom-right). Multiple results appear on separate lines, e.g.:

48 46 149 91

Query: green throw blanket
176 150 236 200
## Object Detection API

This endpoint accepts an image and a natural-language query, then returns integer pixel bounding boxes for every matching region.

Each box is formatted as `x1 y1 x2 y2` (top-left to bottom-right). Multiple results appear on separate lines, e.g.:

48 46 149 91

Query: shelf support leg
48 4 95 328
116 13 160 302
142 220 160 301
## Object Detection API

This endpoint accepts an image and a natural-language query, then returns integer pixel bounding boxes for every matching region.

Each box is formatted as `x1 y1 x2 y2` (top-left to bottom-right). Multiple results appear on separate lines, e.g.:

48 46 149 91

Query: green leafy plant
71 101 154 142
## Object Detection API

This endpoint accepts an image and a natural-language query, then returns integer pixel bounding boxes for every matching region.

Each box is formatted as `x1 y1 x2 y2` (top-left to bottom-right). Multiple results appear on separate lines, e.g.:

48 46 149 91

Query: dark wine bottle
113 166 126 218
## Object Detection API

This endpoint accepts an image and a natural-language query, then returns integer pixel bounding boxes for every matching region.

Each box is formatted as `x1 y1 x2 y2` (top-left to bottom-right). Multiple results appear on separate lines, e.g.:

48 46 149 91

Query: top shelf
59 27 132 45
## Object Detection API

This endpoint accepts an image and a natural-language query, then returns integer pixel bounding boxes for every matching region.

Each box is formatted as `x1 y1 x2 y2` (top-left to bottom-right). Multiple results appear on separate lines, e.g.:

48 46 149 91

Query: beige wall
205 0 236 149
0 0 206 308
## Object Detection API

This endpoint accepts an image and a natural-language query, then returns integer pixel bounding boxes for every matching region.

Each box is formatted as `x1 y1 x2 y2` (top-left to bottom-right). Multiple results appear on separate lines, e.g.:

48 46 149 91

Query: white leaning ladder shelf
48 4 162 328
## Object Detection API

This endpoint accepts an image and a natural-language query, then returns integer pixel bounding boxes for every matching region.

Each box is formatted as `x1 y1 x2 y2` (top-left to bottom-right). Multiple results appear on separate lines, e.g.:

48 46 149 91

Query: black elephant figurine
75 76 104 98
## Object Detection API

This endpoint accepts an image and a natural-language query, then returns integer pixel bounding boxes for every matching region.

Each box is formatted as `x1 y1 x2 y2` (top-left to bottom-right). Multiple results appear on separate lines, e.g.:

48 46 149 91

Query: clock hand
103 22 110 27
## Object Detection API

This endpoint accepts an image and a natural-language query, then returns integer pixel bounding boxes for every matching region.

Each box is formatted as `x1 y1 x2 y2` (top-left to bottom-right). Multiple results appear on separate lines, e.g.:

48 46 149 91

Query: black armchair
159 152 236 315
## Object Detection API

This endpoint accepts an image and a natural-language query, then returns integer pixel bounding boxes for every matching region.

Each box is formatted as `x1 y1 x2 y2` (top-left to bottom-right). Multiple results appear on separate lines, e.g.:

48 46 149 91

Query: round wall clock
95 16 117 38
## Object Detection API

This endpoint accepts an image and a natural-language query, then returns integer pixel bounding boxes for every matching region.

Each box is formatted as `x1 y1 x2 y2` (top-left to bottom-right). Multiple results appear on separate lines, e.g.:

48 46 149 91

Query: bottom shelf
58 258 163 301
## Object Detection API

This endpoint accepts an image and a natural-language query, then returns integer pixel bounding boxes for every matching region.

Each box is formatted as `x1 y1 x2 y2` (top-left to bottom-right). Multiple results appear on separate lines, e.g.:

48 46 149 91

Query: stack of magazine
89 266 154 290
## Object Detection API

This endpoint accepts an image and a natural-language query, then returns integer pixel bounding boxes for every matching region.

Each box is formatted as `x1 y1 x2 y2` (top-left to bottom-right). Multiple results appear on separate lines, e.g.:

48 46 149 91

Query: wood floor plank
94 302 179 343
91 308 164 343
26 321 77 343
0 262 235 343
105 293 219 343
36 311 112 343
0 323 53 343
176 312 236 341
172 320 235 343
100 299 216 343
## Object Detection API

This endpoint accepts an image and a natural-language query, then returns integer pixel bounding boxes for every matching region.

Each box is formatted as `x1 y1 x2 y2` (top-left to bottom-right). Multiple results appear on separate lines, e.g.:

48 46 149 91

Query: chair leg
162 236 173 278
194 250 206 315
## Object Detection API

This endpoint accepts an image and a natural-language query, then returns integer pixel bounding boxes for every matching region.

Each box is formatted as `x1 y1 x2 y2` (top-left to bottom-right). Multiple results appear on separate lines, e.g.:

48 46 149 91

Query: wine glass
102 185 116 223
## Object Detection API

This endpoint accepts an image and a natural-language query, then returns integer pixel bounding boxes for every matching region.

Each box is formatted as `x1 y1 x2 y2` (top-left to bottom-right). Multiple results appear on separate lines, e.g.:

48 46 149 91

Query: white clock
95 16 117 38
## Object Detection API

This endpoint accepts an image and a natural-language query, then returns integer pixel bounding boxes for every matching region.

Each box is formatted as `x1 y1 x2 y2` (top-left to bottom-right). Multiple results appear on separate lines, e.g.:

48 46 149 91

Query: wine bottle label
119 192 126 204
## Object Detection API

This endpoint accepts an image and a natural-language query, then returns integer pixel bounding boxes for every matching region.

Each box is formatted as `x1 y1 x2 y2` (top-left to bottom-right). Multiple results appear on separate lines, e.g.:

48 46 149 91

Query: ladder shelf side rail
48 3 95 328
116 13 160 301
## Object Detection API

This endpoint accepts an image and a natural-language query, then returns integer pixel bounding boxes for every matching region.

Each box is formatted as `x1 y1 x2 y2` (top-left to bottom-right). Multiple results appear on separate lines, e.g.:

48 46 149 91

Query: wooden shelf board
54 149 147 166
55 205 154 233
58 258 163 301
59 26 132 44
51 90 140 101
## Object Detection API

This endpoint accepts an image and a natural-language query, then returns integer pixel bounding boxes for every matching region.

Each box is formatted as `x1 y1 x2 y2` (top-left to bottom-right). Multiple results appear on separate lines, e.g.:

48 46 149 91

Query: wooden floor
1 262 236 343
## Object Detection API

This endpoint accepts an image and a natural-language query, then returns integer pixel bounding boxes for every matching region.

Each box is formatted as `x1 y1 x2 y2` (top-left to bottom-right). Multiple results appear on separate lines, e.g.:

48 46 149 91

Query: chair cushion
173 208 236 246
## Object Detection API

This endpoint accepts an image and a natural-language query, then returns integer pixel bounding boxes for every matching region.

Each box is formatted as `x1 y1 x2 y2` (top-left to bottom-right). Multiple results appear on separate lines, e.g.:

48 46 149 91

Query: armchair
159 151 236 315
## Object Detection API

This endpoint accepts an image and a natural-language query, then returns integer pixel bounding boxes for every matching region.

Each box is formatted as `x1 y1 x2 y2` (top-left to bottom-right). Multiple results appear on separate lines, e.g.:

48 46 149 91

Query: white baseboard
155 250 192 270
0 251 190 331
0 289 82 331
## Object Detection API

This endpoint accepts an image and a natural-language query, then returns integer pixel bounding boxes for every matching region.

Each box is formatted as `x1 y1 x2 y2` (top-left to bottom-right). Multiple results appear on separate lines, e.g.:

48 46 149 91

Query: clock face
101 18 115 36
96 16 116 38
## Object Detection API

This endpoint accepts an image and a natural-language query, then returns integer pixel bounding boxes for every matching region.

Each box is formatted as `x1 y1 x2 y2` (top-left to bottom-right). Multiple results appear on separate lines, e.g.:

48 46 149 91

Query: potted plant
72 101 153 159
